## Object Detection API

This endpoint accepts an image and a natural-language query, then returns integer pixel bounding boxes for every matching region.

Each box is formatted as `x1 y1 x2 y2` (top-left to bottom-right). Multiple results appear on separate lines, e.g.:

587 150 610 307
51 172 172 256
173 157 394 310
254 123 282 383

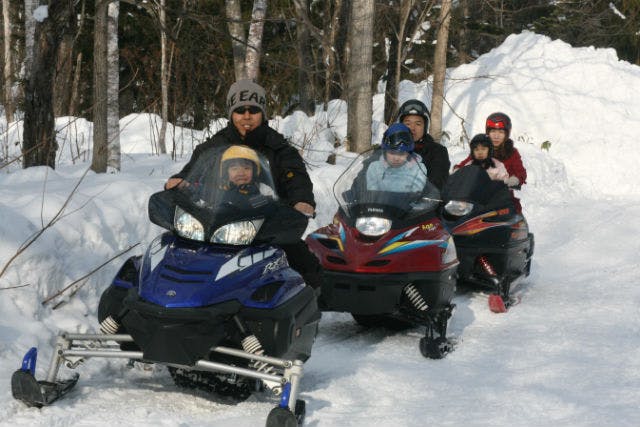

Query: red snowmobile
305 147 459 358
441 165 534 312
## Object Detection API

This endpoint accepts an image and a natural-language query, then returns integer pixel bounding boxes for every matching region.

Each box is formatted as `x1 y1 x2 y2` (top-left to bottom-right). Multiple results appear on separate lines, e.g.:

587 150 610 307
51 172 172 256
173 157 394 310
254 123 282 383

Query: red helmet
485 112 512 137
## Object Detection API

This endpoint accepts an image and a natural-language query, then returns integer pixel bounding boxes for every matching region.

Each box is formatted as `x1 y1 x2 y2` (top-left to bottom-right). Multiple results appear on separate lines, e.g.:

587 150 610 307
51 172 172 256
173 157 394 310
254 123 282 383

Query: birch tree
346 0 374 153
3 0 15 122
91 0 120 172
226 0 245 79
244 0 266 81
107 1 120 171
429 0 452 143
22 0 38 73
225 0 267 81
157 0 168 155
91 0 108 172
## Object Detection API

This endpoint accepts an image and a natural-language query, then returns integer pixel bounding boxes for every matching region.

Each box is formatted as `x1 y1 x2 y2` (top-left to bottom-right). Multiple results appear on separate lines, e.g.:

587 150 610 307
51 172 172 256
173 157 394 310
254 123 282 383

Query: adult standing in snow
454 112 527 213
397 100 451 191
165 79 323 292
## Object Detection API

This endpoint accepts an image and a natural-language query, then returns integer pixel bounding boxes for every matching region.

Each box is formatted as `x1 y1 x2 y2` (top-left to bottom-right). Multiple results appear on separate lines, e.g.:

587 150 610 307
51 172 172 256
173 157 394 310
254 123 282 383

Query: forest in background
1 0 639 170
2 1 638 125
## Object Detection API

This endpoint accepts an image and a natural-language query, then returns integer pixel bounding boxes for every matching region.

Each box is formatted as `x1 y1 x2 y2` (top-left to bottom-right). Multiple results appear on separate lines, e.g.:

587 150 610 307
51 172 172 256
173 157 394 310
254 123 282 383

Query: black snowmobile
11 145 320 426
441 165 534 312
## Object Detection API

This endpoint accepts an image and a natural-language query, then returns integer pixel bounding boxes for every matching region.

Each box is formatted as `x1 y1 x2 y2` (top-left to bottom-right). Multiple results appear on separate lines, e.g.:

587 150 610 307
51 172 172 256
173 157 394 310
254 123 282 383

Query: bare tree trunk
158 0 168 155
22 0 38 74
245 0 267 81
457 0 470 65
69 52 82 116
346 0 373 153
430 0 452 143
225 0 246 80
23 0 74 169
322 0 344 105
52 35 74 116
293 0 315 115
383 1 413 124
107 0 120 171
91 0 108 172
3 0 15 122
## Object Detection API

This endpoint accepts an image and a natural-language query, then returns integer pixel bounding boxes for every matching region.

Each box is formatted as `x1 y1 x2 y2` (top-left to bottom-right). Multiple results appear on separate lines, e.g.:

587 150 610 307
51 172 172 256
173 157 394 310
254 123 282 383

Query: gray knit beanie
226 79 267 121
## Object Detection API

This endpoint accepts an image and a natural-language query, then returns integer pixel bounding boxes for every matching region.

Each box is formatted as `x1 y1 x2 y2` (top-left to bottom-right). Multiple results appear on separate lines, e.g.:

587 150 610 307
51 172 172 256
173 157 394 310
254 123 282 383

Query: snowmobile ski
11 347 79 407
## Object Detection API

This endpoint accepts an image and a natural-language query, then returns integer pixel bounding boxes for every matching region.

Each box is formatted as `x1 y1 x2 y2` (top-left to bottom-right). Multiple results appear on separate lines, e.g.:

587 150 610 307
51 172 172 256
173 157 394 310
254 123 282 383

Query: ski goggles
233 106 262 115
399 102 427 117
382 131 414 152
486 118 508 129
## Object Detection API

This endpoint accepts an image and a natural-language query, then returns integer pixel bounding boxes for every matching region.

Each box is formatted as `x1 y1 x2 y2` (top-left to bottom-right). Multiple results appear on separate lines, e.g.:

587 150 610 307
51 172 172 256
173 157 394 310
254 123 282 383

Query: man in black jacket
397 100 451 191
165 79 323 291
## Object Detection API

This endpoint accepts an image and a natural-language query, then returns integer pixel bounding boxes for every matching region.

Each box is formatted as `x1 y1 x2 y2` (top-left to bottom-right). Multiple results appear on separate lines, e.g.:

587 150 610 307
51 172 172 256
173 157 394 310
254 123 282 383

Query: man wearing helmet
164 79 322 292
454 112 527 212
397 99 451 190
366 123 427 193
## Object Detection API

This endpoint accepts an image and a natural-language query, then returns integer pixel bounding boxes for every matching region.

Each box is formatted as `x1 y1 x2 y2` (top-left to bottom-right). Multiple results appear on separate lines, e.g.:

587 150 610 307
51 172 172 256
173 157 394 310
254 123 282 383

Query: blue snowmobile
11 145 320 426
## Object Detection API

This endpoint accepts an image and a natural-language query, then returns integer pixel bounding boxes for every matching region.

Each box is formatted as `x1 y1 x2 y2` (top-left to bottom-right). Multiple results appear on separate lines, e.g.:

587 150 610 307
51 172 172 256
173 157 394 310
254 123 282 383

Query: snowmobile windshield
334 147 441 220
148 144 307 244
441 166 514 214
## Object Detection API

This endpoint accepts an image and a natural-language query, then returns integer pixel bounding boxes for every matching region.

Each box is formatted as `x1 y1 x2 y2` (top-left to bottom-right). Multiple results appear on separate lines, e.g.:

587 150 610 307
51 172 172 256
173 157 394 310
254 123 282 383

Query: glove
506 176 520 188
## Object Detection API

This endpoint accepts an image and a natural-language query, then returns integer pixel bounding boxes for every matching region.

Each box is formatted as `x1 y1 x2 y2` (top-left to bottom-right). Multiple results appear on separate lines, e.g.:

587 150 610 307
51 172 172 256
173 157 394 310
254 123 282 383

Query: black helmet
398 100 430 130
469 133 493 158
485 112 512 137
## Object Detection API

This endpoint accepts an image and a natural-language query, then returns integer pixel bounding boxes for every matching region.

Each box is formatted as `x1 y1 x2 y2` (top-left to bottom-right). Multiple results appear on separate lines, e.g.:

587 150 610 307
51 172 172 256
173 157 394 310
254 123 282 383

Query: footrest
11 369 79 407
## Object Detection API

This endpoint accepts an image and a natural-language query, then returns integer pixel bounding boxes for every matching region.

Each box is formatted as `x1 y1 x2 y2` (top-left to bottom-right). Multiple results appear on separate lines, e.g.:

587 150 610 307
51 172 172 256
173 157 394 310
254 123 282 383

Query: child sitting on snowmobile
218 145 274 209
366 123 428 193
453 133 508 182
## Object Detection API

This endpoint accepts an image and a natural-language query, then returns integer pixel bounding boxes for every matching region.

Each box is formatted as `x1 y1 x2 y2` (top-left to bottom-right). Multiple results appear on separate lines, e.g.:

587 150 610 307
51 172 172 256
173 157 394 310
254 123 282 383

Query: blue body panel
136 233 305 309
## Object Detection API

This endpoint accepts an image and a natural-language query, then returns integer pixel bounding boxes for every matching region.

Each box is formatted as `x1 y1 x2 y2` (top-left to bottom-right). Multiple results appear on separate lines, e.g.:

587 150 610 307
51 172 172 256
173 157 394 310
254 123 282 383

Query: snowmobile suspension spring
478 255 497 277
241 335 277 376
99 315 120 335
404 284 429 311
241 335 282 395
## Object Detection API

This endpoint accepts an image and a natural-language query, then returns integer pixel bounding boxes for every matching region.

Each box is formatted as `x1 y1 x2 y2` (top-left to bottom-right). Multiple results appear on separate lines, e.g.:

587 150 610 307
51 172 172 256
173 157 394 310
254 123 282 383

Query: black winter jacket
414 133 451 191
172 123 316 208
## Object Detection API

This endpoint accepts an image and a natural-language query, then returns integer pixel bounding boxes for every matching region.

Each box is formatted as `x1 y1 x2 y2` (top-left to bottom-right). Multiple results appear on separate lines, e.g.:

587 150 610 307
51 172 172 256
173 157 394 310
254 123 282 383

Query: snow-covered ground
1 31 639 426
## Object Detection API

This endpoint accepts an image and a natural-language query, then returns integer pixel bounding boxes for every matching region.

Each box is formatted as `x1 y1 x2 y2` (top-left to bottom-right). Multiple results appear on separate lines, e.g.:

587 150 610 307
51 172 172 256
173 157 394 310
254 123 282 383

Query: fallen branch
0 283 31 290
41 243 140 307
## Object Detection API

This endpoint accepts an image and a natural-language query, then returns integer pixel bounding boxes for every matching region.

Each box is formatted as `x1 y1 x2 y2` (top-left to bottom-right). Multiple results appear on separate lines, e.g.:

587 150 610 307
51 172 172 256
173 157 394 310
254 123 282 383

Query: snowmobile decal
375 226 444 255
308 226 345 253
216 248 278 280
377 239 446 256
451 210 513 236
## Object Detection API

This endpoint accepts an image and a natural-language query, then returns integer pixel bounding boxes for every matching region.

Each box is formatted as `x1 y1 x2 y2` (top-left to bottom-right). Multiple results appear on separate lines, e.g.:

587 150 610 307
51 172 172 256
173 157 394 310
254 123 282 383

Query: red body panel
306 214 457 274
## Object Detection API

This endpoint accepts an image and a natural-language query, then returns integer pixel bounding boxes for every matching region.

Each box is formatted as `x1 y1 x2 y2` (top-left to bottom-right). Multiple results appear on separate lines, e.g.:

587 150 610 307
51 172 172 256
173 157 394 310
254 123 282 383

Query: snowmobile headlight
355 216 391 237
444 200 474 217
174 206 205 241
442 236 458 264
211 219 263 245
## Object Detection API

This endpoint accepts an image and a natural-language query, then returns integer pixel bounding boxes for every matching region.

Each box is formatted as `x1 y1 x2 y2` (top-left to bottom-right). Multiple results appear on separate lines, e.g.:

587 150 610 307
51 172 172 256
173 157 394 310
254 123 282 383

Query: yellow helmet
220 145 261 176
